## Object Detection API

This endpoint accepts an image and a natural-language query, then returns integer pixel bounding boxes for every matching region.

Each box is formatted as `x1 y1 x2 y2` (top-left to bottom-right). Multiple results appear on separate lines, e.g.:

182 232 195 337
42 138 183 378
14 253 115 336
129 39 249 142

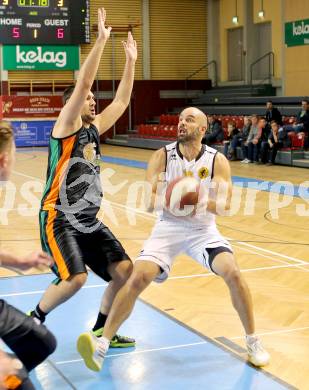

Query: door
253 22 272 80
227 27 244 81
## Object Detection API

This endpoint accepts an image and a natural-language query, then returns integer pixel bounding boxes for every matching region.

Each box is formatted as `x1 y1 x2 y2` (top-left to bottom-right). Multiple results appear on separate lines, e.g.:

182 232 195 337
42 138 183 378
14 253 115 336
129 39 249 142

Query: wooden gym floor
0 145 308 389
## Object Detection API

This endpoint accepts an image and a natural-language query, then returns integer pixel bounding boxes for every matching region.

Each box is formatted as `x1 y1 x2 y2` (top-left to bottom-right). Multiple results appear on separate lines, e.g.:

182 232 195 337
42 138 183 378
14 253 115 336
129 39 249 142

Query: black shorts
39 210 131 282
0 300 56 372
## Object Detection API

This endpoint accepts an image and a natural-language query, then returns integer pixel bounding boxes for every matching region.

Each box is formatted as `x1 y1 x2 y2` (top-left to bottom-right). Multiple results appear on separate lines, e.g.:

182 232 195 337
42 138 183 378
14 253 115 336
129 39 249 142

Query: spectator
246 117 268 164
229 116 252 161
241 115 259 163
260 120 291 165
223 121 239 159
284 99 309 135
265 100 282 126
202 114 224 145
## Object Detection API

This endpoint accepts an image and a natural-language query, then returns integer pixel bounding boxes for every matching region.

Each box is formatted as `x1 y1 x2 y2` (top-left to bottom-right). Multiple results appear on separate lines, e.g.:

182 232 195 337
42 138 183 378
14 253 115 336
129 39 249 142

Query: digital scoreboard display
0 0 90 44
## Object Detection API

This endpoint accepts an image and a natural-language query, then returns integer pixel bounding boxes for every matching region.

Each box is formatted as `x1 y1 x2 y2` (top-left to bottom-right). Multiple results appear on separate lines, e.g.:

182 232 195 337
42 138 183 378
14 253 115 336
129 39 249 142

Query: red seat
159 114 165 125
291 133 305 149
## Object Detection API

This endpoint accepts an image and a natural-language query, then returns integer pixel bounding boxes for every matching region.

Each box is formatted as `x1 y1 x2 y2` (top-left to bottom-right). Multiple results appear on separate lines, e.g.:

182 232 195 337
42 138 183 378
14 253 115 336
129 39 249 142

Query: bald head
180 107 208 128
178 107 208 144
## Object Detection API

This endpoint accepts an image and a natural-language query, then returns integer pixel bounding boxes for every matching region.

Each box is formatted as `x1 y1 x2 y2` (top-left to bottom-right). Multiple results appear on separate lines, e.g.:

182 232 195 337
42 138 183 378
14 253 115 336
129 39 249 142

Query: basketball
165 176 200 215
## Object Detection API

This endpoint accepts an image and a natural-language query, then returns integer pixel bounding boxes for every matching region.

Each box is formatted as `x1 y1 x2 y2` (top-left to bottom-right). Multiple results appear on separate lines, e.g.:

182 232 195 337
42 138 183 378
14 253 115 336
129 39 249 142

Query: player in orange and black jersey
29 8 138 352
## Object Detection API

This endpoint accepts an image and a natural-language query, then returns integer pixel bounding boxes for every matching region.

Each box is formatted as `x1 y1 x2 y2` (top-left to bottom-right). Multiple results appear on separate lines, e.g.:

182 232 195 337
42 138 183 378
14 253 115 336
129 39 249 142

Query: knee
221 266 242 286
128 271 153 294
68 273 87 291
113 261 133 286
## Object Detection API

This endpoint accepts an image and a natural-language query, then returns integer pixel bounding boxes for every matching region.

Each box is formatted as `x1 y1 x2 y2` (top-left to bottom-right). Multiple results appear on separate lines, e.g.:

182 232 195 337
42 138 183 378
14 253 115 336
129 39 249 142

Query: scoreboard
0 0 90 44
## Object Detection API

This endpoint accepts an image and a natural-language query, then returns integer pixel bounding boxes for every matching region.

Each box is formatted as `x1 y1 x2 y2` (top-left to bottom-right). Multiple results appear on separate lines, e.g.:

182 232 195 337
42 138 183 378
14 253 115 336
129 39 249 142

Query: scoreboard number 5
13 27 20 38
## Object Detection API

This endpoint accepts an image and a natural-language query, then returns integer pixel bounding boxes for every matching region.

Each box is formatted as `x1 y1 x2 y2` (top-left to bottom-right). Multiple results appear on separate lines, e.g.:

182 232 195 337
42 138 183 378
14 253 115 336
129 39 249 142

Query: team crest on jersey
198 167 209 179
83 143 96 163
183 170 194 177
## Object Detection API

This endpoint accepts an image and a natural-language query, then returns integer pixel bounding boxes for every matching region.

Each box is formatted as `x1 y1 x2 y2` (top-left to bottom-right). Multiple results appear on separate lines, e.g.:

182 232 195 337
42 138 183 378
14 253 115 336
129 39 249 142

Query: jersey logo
183 170 194 177
83 143 97 164
198 166 209 179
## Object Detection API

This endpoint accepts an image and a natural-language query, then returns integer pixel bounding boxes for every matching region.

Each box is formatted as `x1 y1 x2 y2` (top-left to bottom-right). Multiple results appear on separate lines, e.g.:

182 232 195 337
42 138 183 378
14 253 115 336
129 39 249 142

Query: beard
178 127 200 144
81 113 95 124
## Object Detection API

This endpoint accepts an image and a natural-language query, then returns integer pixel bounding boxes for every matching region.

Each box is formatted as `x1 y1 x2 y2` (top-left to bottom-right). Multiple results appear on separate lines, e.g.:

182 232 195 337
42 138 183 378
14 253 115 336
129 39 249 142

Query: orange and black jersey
41 123 103 225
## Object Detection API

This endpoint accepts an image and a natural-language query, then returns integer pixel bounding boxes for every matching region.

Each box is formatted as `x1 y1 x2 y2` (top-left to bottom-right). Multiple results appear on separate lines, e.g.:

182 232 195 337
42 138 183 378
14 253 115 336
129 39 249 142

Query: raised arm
207 153 232 215
93 31 137 134
144 148 166 212
53 8 111 137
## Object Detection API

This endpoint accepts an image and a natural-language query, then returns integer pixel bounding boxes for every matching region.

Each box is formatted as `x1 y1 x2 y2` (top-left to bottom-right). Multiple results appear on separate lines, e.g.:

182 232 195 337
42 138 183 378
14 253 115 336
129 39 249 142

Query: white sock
98 336 110 352
246 334 258 343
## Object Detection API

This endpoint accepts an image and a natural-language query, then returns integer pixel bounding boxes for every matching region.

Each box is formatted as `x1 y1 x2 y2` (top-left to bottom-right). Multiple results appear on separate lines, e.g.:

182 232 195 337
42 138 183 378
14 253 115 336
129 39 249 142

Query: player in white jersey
77 107 270 371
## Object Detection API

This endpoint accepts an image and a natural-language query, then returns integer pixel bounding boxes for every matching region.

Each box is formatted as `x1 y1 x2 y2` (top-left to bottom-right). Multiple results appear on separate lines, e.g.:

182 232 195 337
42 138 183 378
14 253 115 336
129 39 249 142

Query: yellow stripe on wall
149 0 208 80
80 0 143 80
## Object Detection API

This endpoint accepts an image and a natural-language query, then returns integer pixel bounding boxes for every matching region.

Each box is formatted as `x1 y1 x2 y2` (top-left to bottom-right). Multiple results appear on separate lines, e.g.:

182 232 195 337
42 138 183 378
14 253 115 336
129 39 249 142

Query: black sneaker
92 327 135 348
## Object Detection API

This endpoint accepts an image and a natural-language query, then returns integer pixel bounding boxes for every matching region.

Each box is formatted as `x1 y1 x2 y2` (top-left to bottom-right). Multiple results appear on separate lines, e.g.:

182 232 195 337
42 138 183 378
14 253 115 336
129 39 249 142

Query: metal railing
249 51 274 90
185 60 217 101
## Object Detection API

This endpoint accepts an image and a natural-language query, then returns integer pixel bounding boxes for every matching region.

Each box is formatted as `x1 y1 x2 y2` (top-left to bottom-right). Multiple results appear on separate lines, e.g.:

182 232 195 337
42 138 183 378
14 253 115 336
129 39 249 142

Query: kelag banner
1 95 62 119
3 45 80 70
12 120 55 147
285 19 309 47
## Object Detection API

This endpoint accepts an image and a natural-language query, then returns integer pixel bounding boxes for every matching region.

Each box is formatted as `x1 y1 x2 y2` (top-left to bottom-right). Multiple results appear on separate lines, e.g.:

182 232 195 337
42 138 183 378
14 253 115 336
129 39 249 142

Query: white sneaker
77 332 109 371
246 336 270 367
240 158 250 163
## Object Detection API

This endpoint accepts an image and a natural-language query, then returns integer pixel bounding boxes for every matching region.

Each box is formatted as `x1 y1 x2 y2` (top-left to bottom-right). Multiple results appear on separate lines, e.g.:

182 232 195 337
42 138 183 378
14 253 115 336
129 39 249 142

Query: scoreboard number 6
57 28 64 39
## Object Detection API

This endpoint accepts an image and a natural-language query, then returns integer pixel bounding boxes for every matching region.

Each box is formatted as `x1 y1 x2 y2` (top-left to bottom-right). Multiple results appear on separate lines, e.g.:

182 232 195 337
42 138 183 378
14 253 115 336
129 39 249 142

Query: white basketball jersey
162 141 218 226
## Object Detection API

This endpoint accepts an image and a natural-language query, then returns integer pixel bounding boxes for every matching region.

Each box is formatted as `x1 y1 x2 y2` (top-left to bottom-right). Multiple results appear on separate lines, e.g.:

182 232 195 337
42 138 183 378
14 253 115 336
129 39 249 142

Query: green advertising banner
285 19 309 47
3 45 80 70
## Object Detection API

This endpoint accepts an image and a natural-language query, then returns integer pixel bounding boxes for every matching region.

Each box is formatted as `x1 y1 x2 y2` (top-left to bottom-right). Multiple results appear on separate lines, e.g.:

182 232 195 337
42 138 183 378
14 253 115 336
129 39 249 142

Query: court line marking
167 263 309 280
108 200 308 265
231 243 309 273
54 341 208 366
11 169 308 266
0 283 107 298
232 243 305 265
54 325 309 366
230 326 309 340
228 239 307 264
2 261 309 298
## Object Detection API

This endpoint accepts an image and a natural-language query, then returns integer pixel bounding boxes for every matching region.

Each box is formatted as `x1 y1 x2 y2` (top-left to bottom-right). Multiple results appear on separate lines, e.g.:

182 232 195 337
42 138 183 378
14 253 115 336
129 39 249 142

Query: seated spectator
246 117 268 164
223 121 239 159
260 120 291 165
228 116 252 161
241 115 259 163
202 114 224 145
265 100 282 126
284 99 309 135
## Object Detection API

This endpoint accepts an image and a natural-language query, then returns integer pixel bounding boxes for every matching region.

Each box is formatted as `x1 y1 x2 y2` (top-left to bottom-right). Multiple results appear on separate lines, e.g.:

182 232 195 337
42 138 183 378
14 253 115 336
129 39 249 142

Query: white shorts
136 220 233 283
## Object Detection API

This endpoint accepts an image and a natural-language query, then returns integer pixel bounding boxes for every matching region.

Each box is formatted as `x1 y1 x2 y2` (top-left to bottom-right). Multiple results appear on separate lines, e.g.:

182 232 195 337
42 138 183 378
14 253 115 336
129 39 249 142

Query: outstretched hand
123 32 137 62
97 7 112 41
17 251 54 271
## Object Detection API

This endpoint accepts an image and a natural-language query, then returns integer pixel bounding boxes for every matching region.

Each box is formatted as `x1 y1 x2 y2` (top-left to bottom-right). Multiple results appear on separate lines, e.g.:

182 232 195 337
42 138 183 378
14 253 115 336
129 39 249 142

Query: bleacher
106 113 309 168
